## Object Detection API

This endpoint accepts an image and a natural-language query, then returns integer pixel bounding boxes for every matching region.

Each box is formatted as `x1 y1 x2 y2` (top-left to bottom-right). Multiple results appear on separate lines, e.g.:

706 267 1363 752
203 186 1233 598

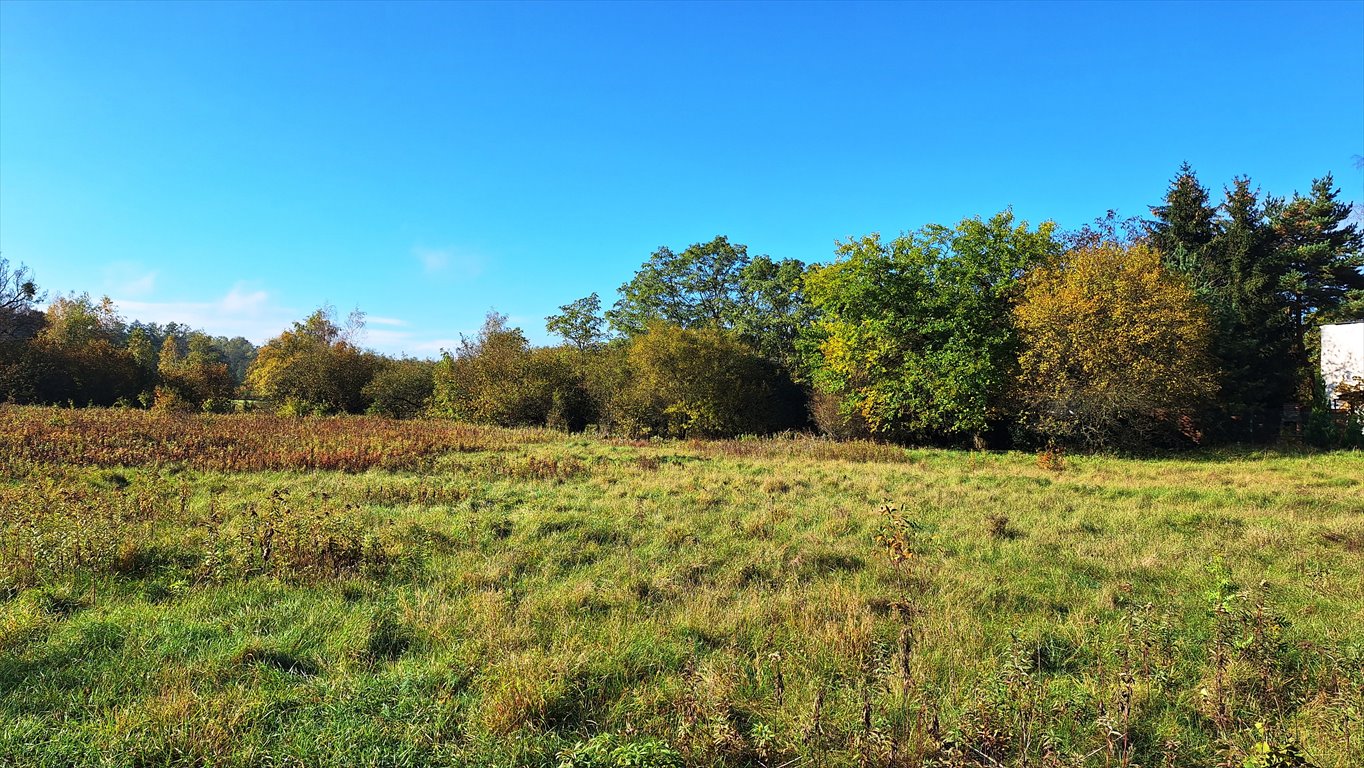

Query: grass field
1 406 1361 767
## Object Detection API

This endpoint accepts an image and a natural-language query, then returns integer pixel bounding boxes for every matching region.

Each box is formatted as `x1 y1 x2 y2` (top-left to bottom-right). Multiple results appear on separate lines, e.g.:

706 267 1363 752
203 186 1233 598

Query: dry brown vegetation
0 405 549 472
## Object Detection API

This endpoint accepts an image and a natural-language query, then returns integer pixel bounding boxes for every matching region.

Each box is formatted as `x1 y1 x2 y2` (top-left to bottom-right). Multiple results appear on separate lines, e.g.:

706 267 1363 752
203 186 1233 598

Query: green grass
2 409 1362 767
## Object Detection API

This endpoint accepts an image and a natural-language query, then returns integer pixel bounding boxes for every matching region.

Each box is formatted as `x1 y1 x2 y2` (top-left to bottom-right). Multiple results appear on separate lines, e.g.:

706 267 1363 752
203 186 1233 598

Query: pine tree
1149 162 1219 283
1149 168 1363 438
1206 177 1296 438
1269 174 1364 340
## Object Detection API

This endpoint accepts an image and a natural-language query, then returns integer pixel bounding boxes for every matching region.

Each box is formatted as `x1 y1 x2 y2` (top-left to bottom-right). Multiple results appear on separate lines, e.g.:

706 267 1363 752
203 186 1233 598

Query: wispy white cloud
115 282 294 343
416 247 449 273
413 245 484 278
219 285 270 314
115 284 464 357
360 326 465 358
102 262 158 298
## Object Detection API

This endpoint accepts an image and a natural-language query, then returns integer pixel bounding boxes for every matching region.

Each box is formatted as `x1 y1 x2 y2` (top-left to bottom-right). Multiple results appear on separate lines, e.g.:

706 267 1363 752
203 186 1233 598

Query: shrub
808 385 870 439
363 358 435 419
246 306 382 414
1012 241 1217 450
433 313 589 428
617 322 803 438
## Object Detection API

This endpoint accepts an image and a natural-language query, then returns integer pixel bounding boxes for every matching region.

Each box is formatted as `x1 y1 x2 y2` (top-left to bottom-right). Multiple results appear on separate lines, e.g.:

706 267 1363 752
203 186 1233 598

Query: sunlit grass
1 406 1361 767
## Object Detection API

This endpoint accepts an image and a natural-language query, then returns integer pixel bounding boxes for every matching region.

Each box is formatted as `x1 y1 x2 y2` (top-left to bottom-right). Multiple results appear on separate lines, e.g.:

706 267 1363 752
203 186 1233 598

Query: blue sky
2 0 1361 354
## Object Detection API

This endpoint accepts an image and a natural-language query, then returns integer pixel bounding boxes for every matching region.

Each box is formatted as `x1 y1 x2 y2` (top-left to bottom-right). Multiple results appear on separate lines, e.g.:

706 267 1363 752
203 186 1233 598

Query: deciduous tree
157 333 235 410
618 323 800 438
1012 241 1216 449
246 306 379 413
607 236 752 335
545 293 607 351
32 294 139 406
733 255 811 370
363 358 435 419
0 256 45 342
803 211 1058 443
0 257 47 402
432 312 577 426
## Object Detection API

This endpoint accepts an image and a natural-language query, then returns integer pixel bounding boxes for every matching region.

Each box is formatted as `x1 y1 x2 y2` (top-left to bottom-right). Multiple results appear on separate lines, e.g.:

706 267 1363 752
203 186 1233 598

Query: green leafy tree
534 345 596 431
607 236 752 335
433 312 582 427
39 293 125 347
803 211 1059 443
157 333 235 410
733 255 812 370
211 335 258 385
31 294 140 406
617 323 801 438
153 337 191 410
363 358 436 419
124 326 157 404
546 293 607 350
246 306 380 413
573 340 634 433
606 237 814 375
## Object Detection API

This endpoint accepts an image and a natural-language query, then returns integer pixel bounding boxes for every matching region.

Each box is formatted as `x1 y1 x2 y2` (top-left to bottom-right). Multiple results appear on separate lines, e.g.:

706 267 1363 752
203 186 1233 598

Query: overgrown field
1 406 1361 767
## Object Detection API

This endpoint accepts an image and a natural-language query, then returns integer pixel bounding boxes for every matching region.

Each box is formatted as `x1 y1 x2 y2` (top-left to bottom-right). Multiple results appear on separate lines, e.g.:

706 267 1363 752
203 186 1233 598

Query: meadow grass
1 406 1361 767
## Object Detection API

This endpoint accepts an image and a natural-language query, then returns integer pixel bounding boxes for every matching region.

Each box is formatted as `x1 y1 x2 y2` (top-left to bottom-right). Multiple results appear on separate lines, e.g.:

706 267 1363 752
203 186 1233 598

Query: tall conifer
1207 178 1296 437
1269 174 1364 343
1149 162 1219 283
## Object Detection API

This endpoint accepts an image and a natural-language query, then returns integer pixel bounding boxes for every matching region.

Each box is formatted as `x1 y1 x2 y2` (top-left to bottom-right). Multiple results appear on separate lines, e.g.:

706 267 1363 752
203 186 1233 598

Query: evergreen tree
1269 174 1364 346
1205 178 1296 438
1148 162 1219 282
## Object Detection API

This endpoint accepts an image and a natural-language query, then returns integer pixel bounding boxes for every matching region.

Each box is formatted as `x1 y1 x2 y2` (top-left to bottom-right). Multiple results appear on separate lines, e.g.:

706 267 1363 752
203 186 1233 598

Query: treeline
0 287 257 412
2 165 1361 450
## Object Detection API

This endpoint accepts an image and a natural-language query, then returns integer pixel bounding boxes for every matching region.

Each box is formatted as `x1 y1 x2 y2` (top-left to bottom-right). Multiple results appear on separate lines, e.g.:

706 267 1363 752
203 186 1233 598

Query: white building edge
1321 321 1364 408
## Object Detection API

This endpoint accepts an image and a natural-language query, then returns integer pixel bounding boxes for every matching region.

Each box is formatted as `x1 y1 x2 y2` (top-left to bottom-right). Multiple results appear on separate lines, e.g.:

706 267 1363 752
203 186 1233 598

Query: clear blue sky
2 0 1361 354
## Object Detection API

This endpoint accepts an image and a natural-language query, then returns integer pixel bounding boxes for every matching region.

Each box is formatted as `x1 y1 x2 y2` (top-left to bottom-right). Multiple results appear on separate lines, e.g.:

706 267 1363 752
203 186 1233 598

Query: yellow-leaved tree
245 306 381 414
1012 240 1217 449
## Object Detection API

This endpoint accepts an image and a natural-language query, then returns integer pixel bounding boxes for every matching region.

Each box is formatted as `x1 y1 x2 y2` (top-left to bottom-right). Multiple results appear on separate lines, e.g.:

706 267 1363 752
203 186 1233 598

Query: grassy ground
1 406 1361 767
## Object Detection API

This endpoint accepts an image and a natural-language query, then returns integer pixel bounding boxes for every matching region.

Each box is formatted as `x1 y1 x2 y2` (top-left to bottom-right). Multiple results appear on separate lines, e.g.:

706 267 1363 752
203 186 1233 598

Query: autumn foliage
1012 241 1217 448
0 406 535 472
3 167 1359 451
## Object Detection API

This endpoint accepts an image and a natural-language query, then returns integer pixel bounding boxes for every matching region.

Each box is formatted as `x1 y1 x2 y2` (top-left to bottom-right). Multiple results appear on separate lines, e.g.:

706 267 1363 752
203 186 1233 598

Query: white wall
1321 322 1364 408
